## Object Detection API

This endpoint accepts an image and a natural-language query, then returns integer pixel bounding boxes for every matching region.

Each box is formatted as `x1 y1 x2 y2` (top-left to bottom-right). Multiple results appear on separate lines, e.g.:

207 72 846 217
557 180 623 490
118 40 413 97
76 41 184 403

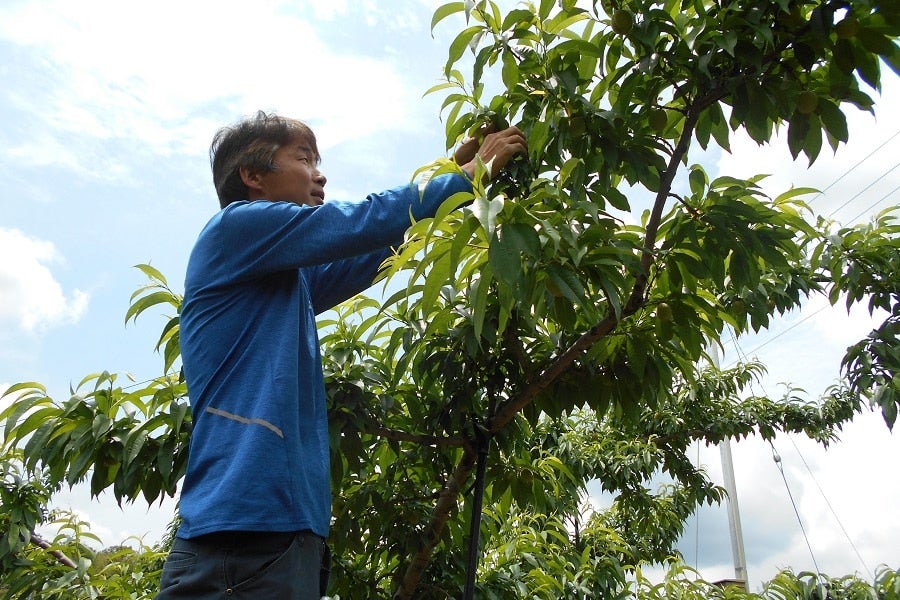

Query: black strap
463 424 491 600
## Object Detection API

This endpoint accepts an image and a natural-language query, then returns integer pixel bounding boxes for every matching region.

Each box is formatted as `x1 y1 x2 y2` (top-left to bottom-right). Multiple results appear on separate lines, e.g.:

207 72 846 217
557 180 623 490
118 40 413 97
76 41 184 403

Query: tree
2 0 899 598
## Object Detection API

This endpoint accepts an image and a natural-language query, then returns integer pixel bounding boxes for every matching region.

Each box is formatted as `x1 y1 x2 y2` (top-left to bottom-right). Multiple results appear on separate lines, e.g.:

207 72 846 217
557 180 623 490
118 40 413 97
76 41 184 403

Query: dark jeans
156 530 329 600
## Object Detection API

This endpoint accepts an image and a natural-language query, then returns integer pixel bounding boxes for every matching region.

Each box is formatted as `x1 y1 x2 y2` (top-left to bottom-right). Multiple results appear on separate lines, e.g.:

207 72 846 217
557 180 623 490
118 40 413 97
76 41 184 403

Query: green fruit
834 16 860 39
611 10 634 35
796 91 819 115
656 304 674 341
569 115 587 137
657 302 673 323
648 108 668 133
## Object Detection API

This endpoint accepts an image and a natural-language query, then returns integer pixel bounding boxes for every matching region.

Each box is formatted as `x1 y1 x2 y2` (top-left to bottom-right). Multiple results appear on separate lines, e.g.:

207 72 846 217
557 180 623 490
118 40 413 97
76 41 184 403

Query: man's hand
457 126 528 183
453 124 495 166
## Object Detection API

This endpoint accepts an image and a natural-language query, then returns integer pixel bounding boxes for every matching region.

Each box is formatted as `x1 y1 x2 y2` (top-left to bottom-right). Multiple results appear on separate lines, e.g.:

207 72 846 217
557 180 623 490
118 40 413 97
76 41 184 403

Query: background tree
2 0 899 598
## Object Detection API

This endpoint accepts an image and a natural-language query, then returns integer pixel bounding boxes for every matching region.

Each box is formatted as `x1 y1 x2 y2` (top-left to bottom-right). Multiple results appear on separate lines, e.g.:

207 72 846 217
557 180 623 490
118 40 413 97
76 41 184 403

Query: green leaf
857 28 896 56
92 414 112 439
547 264 584 305
501 50 519 90
538 0 555 20
787 113 810 159
688 166 707 196
472 194 504 238
421 250 452 313
817 99 849 144
773 187 818 204
431 1 465 33
881 42 900 78
488 230 523 287
133 263 167 285
446 26 484 76
502 8 537 31
123 427 149 466
471 264 493 341
125 291 178 325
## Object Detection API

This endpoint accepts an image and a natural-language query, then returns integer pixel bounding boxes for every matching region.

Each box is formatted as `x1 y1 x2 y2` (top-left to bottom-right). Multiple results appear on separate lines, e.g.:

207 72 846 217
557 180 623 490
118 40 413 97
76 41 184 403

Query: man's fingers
459 125 528 182
477 126 528 172
454 123 501 165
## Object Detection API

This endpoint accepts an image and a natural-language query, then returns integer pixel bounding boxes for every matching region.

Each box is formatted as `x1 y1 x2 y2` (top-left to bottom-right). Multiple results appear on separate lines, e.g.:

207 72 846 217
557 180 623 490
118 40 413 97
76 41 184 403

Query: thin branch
30 531 78 569
364 424 467 448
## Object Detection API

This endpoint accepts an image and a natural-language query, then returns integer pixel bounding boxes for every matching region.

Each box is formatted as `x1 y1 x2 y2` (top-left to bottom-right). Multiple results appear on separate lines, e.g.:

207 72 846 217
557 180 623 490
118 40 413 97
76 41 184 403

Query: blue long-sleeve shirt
177 173 472 538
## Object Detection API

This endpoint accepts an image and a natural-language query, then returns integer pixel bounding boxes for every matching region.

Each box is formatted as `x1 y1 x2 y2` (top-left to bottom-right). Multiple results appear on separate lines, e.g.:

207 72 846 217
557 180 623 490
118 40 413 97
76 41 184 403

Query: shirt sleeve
190 173 472 291
304 248 393 314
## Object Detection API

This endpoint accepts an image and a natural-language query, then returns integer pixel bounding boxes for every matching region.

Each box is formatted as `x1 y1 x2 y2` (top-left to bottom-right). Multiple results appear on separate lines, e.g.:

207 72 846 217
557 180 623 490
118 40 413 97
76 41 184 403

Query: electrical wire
827 159 900 219
728 329 875 579
785 435 875 580
845 181 900 225
807 128 900 206
722 303 830 362
769 441 822 575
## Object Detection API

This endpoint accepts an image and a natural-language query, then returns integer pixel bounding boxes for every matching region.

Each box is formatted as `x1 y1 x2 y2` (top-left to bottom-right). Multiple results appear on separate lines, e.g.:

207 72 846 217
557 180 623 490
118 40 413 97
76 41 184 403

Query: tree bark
394 448 476 600
31 531 78 569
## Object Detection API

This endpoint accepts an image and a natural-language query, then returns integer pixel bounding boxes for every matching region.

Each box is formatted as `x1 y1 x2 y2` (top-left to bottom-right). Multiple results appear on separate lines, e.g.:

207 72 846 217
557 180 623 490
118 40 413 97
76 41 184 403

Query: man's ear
239 166 265 198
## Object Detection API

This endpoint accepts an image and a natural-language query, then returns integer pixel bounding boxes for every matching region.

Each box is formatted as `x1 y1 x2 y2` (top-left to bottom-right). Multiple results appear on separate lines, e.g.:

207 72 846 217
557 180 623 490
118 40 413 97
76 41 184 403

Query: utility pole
710 345 749 590
720 437 749 589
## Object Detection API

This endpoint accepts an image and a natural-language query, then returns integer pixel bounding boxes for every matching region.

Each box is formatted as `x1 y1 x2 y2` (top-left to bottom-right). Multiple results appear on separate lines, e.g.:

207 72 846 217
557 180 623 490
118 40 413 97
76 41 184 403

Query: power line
727 330 875 579
846 181 900 225
827 159 900 219
784 434 875 580
722 304 830 363
769 441 822 574
808 128 900 206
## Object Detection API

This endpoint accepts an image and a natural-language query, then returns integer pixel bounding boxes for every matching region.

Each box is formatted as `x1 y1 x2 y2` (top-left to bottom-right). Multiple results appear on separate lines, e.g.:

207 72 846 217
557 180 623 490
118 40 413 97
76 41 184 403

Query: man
156 111 526 599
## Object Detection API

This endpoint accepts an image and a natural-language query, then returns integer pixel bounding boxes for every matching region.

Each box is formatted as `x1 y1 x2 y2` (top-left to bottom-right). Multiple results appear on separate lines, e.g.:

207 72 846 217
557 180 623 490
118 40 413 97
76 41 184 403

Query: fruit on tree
796 91 819 115
569 115 587 137
657 302 673 322
611 10 634 35
648 108 668 133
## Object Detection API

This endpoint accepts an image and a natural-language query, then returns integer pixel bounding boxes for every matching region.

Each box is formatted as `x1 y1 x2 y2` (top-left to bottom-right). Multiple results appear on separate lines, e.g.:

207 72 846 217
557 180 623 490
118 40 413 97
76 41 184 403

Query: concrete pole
710 344 749 590
720 437 749 589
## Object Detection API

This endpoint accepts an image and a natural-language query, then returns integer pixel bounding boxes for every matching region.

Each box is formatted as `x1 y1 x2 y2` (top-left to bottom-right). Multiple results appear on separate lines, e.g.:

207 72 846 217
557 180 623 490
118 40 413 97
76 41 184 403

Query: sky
1 0 898 592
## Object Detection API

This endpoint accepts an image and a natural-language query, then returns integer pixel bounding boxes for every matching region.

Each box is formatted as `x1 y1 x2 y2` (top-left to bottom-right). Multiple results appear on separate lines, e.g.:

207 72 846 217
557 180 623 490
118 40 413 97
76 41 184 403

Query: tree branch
394 448 477 600
363 424 467 448
394 79 730 600
30 531 78 569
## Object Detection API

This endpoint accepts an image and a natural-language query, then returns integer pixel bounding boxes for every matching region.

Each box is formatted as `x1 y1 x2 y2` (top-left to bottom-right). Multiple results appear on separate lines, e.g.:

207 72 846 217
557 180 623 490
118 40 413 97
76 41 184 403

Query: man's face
252 138 326 207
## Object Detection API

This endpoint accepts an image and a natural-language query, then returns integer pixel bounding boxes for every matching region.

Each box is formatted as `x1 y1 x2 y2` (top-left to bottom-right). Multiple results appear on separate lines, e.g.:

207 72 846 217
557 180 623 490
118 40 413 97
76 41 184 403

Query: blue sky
1 0 898 591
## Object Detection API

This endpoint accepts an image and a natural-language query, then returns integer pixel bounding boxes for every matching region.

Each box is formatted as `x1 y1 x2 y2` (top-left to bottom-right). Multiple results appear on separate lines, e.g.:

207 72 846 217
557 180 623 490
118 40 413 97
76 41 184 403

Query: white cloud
34 482 180 549
0 0 426 176
0 228 88 332
672 408 899 591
